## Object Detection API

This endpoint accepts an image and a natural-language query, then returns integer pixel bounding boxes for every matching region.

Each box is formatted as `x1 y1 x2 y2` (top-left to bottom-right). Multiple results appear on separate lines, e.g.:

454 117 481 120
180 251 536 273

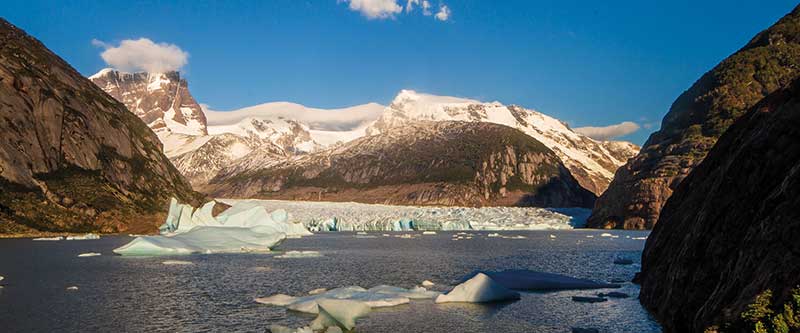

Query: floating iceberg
114 198 313 256
162 260 194 265
77 252 101 257
421 280 435 287
219 199 583 231
461 270 620 291
33 236 63 241
66 233 100 240
114 226 285 256
310 299 370 331
255 285 440 314
435 273 520 303
571 296 607 303
66 286 78 291
269 325 313 333
275 251 322 259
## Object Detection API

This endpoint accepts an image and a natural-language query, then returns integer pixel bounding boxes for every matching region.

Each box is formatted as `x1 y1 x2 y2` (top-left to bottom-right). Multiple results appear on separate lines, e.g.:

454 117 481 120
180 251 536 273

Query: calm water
0 231 660 332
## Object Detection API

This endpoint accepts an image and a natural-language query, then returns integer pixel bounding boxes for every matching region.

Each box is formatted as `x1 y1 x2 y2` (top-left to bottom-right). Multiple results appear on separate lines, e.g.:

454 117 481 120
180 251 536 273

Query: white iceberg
33 236 63 241
269 325 313 333
66 286 78 291
275 251 322 259
114 198 315 256
162 260 194 265
255 285 439 314
310 299 370 331
421 280 435 287
462 270 621 291
308 288 328 295
435 273 520 303
77 252 101 257
113 226 285 256
66 233 100 240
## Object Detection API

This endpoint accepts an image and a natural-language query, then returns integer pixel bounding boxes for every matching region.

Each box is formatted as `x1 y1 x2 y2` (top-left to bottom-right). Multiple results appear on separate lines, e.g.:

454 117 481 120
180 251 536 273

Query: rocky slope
588 5 800 229
367 90 639 195
638 76 800 332
208 121 597 208
0 19 201 234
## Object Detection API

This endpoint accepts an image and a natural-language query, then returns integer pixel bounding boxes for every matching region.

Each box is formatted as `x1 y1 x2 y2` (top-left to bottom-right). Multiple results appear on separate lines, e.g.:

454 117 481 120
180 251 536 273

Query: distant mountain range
88 71 639 204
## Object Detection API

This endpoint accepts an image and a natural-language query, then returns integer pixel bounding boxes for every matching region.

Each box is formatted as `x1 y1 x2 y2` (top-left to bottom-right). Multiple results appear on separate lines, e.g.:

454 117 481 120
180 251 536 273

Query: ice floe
461 270 620 291
77 252 101 257
255 285 440 314
66 233 100 240
114 198 313 256
421 280 435 287
219 199 585 231
310 299 370 331
162 260 194 265
32 236 63 241
435 273 520 303
275 251 322 259
66 286 79 291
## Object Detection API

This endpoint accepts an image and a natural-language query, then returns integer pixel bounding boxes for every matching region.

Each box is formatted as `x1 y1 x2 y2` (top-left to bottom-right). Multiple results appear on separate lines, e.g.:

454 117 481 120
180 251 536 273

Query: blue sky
3 0 798 144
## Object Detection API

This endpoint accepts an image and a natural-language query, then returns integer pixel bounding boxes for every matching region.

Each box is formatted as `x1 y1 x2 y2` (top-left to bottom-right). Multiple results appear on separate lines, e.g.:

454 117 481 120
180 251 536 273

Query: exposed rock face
367 90 639 195
208 121 596 208
638 78 800 332
0 19 200 234
89 69 208 136
588 5 800 229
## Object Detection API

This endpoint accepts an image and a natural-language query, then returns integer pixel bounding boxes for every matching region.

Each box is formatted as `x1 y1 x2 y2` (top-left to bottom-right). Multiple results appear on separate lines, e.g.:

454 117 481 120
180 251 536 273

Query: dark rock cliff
589 4 800 229
0 19 201 234
638 77 800 332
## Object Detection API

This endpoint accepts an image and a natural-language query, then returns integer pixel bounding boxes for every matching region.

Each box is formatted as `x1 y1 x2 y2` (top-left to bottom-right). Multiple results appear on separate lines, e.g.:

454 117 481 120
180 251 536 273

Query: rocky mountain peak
89 68 208 137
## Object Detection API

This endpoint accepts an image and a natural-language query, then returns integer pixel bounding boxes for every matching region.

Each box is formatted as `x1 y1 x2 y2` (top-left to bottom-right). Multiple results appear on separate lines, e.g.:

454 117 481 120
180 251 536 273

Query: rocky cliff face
588 5 800 229
208 121 597 208
89 69 207 136
638 77 800 332
0 19 201 234
367 90 639 195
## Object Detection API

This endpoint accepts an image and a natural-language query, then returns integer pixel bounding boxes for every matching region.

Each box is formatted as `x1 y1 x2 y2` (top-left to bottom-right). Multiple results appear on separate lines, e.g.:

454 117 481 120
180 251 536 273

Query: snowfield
218 199 588 231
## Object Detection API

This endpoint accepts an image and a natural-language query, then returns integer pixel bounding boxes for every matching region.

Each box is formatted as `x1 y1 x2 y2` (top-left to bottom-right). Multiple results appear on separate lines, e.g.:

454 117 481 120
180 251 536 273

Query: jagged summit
89 68 208 136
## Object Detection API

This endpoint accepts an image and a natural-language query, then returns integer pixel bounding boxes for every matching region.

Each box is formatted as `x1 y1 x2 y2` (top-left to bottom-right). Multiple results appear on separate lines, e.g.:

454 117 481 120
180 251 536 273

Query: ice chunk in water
435 273 520 303
421 280 435 287
310 299 370 331
77 252 101 257
33 236 63 241
462 269 621 291
162 260 194 265
308 288 328 295
113 227 285 256
66 233 100 240
66 286 78 291
268 325 313 333
256 285 439 314
275 251 322 259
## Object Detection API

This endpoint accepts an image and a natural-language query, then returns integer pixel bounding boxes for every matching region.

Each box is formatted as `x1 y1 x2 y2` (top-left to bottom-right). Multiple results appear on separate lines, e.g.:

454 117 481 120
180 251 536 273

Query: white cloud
435 5 451 21
574 121 640 141
342 0 402 19
93 38 188 73
341 0 448 21
421 0 432 15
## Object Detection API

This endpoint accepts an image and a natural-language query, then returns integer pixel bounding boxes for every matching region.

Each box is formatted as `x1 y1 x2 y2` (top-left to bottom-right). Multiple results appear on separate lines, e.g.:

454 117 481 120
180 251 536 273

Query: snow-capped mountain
89 69 384 186
89 69 637 197
365 90 639 194
89 69 208 136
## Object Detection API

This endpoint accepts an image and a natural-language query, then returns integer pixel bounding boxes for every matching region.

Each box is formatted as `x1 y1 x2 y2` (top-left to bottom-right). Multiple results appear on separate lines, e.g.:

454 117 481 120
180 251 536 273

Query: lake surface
0 230 661 332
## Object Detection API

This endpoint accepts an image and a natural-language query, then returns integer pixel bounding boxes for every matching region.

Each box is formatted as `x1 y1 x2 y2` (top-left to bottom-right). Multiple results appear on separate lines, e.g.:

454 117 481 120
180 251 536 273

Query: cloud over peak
341 0 449 21
92 38 188 73
574 121 640 141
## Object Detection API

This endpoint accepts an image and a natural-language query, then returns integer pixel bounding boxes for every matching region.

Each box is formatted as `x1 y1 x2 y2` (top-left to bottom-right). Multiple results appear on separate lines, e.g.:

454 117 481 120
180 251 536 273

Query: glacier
219 199 586 232
114 198 311 256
